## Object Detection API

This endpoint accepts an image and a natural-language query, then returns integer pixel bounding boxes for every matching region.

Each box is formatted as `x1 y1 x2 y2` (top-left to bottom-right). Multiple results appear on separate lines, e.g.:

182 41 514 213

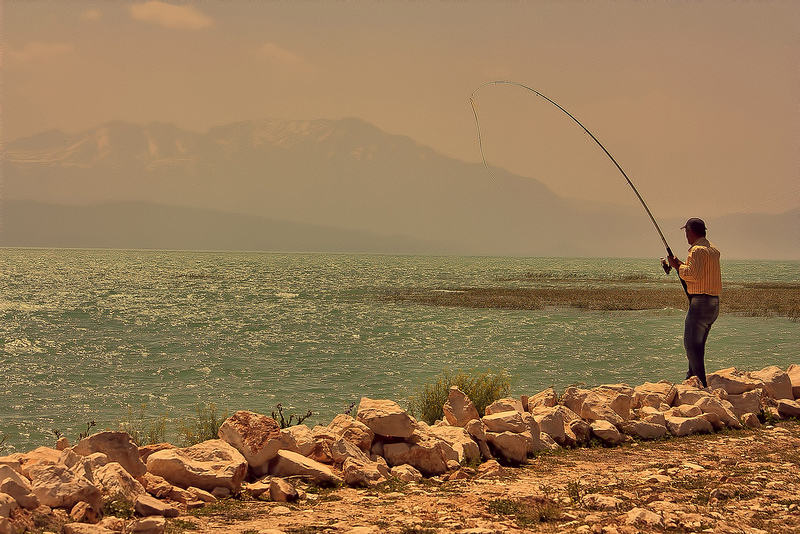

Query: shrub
116 404 168 446
407 368 510 425
177 403 227 447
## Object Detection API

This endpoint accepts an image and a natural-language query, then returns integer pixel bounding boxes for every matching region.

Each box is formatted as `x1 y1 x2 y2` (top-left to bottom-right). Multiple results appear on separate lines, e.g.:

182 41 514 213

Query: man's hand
667 255 682 270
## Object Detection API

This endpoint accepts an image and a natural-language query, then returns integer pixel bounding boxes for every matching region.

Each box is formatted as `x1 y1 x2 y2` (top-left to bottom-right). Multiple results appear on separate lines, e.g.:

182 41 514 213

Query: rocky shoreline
1 365 799 534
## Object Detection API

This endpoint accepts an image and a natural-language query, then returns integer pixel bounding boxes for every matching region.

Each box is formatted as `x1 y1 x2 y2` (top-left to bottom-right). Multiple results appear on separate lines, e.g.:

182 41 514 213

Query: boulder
667 405 702 418
356 398 415 439
484 397 523 415
269 478 299 502
637 406 667 427
741 412 761 428
707 368 763 395
579 387 632 425
71 432 146 478
567 418 592 447
464 419 493 460
0 476 39 510
560 386 590 416
633 381 676 408
66 452 110 483
482 411 527 434
664 415 713 437
217 411 282 476
525 387 558 410
28 464 102 511
530 406 566 444
674 384 713 406
70 500 99 524
750 366 794 400
145 439 247 492
777 399 800 419
307 427 338 464
133 494 179 518
442 387 480 427
382 438 448 477
618 420 667 440
694 397 741 429
187 487 216 503
137 443 175 465
0 493 17 518
280 425 315 457
342 457 388 487
726 390 763 418
590 420 625 446
329 437 371 466
268 450 343 485
787 364 800 399
138 473 172 499
93 462 145 505
625 507 664 528
0 465 38 509
476 459 506 479
126 516 166 534
485 431 528 464
327 414 374 451
390 464 423 483
17 447 62 478
426 425 481 464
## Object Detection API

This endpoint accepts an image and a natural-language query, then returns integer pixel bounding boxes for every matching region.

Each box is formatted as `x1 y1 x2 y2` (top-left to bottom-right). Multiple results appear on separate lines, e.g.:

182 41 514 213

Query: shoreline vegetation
381 273 800 320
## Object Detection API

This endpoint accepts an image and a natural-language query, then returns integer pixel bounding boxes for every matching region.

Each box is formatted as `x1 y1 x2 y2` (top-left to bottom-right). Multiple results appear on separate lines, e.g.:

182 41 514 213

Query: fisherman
667 218 722 388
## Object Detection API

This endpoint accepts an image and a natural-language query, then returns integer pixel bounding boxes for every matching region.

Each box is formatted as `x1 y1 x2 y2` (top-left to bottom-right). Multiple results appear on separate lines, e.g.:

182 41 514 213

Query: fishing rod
470 80 689 298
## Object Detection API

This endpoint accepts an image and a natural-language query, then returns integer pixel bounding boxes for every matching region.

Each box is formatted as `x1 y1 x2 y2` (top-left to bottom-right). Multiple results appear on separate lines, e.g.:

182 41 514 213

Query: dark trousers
684 294 719 388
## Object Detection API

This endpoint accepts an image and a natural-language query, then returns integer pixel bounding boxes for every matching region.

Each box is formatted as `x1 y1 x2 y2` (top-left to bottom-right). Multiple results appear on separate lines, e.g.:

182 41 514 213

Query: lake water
1 249 797 452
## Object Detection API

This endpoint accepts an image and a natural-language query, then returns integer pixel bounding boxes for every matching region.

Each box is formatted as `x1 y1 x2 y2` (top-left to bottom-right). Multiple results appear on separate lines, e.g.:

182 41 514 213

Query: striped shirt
679 237 722 296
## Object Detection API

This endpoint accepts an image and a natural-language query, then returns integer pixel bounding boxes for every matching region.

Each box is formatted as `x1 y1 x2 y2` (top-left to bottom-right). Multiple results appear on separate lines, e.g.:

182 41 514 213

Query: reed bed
382 281 800 320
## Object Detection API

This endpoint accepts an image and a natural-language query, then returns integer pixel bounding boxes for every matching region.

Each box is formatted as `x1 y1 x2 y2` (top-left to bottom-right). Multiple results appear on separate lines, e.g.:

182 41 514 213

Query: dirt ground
174 419 800 534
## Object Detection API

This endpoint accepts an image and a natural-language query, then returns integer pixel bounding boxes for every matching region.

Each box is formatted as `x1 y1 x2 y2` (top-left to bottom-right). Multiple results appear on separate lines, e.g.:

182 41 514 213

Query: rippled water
1 249 797 452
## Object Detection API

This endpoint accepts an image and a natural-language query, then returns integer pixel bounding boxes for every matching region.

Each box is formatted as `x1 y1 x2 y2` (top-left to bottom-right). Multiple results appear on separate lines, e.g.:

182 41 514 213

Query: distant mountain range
2 118 797 259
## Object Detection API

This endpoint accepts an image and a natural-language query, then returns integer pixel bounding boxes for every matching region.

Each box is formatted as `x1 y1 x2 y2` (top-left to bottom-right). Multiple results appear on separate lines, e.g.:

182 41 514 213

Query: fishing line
471 80 688 296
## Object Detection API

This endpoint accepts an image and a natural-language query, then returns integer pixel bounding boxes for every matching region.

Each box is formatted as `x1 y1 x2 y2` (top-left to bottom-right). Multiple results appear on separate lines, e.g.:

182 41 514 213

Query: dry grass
382 280 800 319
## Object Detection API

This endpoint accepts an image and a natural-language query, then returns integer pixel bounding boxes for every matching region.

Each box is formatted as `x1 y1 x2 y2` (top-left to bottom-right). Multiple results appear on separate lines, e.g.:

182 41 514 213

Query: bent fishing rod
470 80 689 298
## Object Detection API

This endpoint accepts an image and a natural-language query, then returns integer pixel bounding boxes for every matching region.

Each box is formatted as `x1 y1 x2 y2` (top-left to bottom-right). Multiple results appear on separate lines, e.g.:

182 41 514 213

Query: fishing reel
661 257 672 274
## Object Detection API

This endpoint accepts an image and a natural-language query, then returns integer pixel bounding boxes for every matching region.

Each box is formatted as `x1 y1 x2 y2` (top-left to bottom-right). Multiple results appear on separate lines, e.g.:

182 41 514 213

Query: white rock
484 397 523 415
70 432 146 478
442 386 480 427
268 450 343 485
145 439 248 492
327 414 375 451
28 463 102 511
356 398 415 439
706 367 763 395
217 411 282 477
485 431 528 464
750 366 794 400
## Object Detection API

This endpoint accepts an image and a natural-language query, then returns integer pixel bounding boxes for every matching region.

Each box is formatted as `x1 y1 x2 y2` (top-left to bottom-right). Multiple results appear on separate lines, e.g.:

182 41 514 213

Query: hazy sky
3 1 798 220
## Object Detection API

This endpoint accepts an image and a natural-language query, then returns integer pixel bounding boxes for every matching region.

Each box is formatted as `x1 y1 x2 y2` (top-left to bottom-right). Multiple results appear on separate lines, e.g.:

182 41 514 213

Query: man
667 218 721 388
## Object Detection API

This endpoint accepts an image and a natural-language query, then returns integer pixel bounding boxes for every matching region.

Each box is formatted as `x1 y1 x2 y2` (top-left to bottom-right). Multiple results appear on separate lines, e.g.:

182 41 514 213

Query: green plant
103 493 135 519
177 403 227 447
165 518 199 533
116 404 168 446
407 368 510 425
271 403 313 429
486 496 562 526
0 433 8 454
78 420 96 441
